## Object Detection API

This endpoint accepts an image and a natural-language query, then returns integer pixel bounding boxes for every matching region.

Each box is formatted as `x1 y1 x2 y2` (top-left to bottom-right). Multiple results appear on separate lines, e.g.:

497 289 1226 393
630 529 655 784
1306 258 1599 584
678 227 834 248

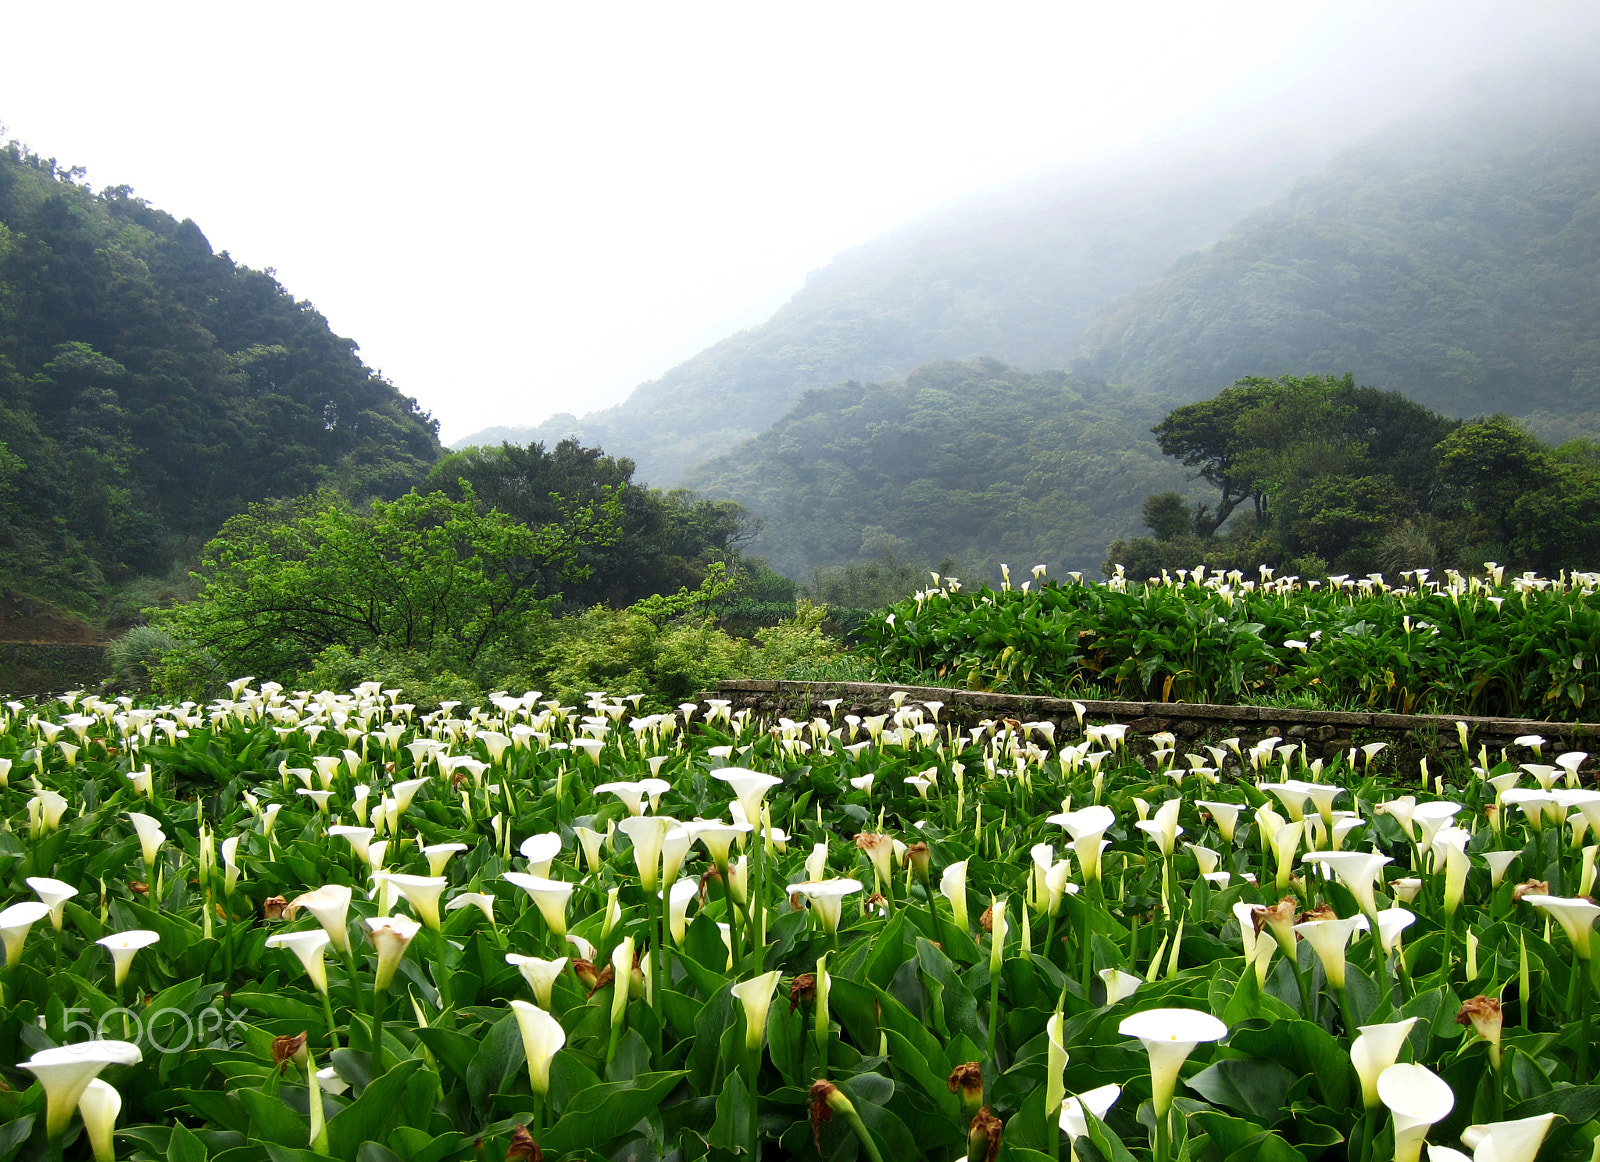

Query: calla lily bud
78 1078 122 1162
1045 1010 1068 1121
510 999 566 1096
989 895 1008 973
732 969 782 1053
941 860 970 930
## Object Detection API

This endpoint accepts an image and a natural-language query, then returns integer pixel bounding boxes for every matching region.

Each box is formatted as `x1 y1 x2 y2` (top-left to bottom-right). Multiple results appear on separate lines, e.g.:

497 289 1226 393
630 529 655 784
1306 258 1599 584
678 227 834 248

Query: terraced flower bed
860 565 1600 720
0 680 1596 1162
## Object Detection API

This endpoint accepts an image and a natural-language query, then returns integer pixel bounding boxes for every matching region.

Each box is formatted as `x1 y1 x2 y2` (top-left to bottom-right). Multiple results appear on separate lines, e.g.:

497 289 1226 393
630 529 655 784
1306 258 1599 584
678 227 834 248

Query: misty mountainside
1083 66 1600 422
463 135 1337 485
0 141 442 616
680 359 1199 581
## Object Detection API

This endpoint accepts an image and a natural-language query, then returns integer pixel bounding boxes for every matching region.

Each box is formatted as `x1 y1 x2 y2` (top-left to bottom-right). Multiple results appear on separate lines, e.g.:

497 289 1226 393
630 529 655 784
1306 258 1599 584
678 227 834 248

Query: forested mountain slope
681 359 1198 580
1083 67 1600 420
0 142 442 615
466 136 1333 484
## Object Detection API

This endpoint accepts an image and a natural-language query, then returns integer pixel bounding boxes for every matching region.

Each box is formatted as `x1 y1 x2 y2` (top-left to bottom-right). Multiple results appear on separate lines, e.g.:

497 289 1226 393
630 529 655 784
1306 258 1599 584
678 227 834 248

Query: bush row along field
1 681 1598 1162
860 564 1600 720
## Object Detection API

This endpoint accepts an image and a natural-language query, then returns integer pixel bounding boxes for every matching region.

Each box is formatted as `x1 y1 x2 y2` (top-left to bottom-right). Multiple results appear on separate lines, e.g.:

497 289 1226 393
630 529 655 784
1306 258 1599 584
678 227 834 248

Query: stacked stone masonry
710 680 1600 771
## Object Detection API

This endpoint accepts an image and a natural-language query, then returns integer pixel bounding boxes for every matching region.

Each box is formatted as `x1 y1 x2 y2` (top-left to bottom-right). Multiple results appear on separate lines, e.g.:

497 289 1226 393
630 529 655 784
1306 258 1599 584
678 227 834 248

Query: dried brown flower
271 1031 307 1073
948 1061 984 1117
505 1124 542 1162
1513 879 1550 902
129 881 149 896
1251 896 1297 935
979 905 994 934
809 1081 838 1152
573 959 610 995
967 1107 1003 1162
1457 996 1503 1043
789 973 815 1013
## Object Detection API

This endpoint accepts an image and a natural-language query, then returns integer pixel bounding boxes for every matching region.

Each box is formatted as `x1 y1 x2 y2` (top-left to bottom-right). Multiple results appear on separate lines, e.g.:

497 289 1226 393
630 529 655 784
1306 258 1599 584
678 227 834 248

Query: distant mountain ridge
458 132 1339 484
681 359 1199 580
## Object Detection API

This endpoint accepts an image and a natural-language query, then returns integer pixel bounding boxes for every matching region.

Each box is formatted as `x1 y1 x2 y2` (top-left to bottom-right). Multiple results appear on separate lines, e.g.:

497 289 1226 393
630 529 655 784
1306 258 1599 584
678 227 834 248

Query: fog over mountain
457 126 1350 484
1083 55 1600 422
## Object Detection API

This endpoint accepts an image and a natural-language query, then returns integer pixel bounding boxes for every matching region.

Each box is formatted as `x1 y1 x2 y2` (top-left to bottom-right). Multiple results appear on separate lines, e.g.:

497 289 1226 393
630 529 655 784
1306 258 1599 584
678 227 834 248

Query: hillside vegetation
682 359 1199 581
1084 67 1600 422
0 142 442 623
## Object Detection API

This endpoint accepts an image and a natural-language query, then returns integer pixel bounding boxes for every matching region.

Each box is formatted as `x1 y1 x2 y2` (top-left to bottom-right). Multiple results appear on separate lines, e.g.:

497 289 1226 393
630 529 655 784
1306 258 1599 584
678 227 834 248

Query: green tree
425 440 758 607
1436 416 1558 543
155 486 620 679
1141 492 1190 541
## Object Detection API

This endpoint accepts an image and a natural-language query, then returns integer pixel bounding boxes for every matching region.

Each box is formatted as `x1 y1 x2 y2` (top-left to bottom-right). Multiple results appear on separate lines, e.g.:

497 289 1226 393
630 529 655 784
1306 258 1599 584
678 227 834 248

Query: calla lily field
1 649 1599 1160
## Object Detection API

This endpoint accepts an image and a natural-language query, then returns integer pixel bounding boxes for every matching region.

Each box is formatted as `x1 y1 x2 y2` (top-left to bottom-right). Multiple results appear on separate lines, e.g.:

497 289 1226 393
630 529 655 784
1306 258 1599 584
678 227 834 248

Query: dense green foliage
1112 377 1600 578
2 683 1597 1161
151 488 621 683
464 137 1331 484
424 440 776 612
863 565 1600 720
1085 68 1600 426
683 360 1200 581
0 144 443 617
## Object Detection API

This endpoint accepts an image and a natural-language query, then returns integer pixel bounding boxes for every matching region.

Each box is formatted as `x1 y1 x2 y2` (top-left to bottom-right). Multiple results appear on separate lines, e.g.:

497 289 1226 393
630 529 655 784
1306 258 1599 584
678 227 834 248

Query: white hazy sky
2 2 1593 443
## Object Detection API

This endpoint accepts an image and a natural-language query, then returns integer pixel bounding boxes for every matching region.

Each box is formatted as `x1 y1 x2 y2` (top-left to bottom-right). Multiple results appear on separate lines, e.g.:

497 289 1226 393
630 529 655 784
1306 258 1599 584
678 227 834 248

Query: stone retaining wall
712 679 1600 767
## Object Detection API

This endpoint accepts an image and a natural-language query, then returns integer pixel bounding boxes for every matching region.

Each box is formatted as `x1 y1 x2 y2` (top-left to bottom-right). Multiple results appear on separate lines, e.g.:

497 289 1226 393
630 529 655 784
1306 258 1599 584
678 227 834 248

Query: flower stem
320 989 340 1050
372 983 387 1069
839 1101 886 1162
747 1049 760 1159
432 928 453 1011
986 957 1003 1066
